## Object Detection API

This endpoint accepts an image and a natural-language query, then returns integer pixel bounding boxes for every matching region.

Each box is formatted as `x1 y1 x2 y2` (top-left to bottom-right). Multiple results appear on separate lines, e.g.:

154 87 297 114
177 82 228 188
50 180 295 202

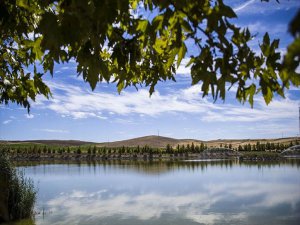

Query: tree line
1 140 298 156
234 141 297 152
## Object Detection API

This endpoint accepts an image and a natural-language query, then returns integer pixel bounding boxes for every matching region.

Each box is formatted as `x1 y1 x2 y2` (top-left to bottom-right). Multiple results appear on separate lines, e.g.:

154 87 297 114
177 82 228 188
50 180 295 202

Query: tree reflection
14 159 300 175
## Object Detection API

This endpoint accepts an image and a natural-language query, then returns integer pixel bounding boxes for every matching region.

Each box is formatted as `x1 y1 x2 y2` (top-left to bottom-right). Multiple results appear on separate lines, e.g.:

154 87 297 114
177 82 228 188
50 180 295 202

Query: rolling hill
0 140 96 146
97 135 298 148
1 135 298 148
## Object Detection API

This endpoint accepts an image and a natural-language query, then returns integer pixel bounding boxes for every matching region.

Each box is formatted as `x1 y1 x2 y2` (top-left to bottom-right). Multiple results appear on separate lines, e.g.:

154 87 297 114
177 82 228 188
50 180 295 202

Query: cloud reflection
41 180 300 225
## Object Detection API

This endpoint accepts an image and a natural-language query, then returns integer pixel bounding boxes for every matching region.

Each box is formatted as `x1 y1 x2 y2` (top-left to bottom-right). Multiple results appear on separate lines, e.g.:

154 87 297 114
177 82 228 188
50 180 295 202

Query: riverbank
2 139 298 163
7 151 284 162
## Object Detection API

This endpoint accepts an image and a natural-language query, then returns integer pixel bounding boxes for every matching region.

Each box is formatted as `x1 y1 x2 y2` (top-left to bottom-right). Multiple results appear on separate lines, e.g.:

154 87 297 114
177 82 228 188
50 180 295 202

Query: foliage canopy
0 0 299 110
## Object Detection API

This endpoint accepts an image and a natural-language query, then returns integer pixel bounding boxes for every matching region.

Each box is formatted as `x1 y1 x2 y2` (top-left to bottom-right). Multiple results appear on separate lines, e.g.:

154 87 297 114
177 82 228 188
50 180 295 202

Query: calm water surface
8 160 300 225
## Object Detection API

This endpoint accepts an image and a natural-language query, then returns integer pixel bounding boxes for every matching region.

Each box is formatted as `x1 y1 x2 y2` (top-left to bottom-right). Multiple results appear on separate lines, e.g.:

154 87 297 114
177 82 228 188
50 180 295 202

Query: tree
247 143 252 151
200 142 205 151
76 147 81 154
87 147 91 154
238 145 243 151
166 144 172 153
191 142 195 152
256 141 261 151
195 145 200 153
0 0 299 111
92 146 97 154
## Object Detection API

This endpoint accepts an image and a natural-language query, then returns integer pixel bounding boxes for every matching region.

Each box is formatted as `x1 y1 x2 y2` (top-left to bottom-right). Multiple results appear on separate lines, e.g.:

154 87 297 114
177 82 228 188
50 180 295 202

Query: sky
1 0 300 142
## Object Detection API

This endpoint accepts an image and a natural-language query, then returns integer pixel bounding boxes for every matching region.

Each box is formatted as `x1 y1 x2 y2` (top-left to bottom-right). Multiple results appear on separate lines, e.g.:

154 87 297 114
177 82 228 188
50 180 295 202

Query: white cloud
70 112 96 119
246 22 287 36
37 81 218 118
202 97 298 122
68 112 107 120
233 0 255 12
33 81 299 125
232 0 299 15
176 58 192 75
112 118 136 125
39 129 69 133
2 120 12 125
25 114 34 119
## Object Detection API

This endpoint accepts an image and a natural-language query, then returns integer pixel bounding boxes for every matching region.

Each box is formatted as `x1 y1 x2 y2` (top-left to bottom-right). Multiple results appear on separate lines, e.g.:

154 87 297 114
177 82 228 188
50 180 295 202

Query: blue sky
1 0 300 142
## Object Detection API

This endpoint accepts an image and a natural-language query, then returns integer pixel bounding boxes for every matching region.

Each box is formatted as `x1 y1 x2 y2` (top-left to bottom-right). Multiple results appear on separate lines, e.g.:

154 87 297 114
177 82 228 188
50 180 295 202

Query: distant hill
1 140 96 146
96 135 298 148
97 135 185 148
203 138 298 149
1 136 298 148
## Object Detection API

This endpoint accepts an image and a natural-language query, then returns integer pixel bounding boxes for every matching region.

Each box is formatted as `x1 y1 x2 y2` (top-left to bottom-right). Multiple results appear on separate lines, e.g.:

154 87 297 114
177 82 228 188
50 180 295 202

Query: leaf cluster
0 0 299 110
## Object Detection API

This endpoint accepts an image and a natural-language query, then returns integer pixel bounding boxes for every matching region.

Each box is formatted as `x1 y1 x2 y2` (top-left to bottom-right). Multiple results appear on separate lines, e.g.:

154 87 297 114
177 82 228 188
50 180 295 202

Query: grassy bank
0 154 36 222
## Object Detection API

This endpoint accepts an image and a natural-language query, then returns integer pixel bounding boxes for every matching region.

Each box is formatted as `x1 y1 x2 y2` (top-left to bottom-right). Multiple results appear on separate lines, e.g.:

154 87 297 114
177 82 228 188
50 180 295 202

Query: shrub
0 153 36 222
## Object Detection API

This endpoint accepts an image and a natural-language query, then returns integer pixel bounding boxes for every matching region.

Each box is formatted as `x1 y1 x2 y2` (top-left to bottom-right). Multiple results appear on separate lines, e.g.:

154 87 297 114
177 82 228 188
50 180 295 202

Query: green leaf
177 43 187 68
16 0 30 10
117 81 124 93
152 15 164 31
1 0 298 110
33 37 43 60
130 0 139 9
137 20 148 32
245 84 256 107
181 20 192 32
186 58 195 67
263 86 273 105
288 9 300 37
263 32 270 46
220 4 237 18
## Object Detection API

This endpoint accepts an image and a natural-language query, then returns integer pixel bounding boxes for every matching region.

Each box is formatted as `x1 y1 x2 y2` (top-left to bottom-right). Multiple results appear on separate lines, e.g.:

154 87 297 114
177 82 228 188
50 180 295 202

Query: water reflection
14 159 300 175
10 160 300 225
46 190 247 224
43 182 300 225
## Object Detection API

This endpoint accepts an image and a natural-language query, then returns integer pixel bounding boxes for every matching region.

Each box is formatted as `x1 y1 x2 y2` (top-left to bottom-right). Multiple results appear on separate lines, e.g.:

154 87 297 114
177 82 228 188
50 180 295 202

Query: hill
96 135 298 149
1 136 298 148
0 140 96 146
97 135 184 148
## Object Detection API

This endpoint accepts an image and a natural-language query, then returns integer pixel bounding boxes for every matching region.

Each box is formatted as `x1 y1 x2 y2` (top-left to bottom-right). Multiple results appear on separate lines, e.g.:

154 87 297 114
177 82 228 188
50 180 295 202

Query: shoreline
8 152 286 162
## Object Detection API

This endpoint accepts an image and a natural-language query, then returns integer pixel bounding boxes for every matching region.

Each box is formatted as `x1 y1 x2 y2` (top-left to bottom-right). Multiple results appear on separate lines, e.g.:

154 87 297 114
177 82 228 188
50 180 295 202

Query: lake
5 160 300 225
